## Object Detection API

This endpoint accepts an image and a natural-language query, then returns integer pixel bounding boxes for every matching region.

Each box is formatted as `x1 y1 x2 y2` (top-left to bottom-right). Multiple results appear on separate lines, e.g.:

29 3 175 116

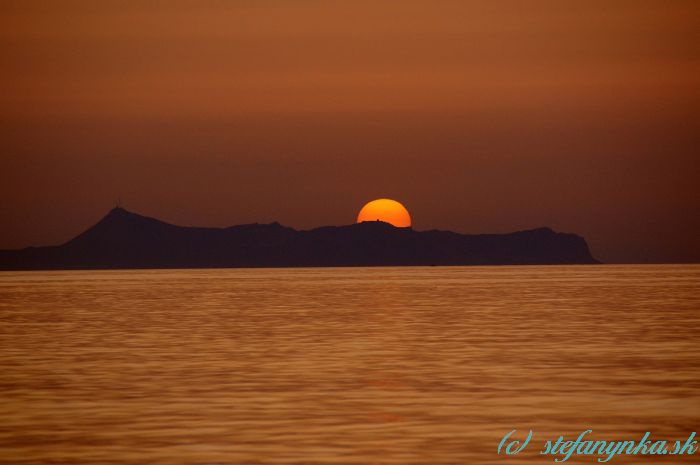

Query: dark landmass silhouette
0 207 598 270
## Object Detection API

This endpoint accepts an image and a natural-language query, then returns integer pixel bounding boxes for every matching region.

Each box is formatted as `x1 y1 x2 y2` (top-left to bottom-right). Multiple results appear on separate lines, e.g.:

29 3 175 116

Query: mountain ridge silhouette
0 207 599 269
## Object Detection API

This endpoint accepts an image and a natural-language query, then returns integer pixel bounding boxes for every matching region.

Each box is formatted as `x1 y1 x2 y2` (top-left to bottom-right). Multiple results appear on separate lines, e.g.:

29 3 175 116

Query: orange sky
1 1 699 262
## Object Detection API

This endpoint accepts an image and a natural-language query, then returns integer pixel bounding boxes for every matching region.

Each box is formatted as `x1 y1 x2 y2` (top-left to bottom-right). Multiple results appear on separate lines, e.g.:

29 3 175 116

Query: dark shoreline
0 207 599 271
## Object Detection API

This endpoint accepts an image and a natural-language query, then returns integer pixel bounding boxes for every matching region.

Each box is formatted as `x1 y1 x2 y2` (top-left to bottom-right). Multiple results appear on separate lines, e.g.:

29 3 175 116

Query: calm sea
0 265 698 464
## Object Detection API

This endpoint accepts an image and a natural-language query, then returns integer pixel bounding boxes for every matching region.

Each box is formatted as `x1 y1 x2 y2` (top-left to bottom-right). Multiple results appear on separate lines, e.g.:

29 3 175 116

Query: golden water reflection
0 265 699 464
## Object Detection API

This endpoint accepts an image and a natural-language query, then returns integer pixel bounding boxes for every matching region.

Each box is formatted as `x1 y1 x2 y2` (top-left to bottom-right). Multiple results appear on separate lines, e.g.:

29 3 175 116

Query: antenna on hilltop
116 196 122 208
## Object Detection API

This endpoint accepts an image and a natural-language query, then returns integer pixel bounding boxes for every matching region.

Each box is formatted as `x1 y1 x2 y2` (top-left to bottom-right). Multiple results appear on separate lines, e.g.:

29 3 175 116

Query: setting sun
357 198 411 228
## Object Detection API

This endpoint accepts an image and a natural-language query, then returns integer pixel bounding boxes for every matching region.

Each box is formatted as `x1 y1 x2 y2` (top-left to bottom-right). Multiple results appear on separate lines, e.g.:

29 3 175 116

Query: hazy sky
1 1 698 262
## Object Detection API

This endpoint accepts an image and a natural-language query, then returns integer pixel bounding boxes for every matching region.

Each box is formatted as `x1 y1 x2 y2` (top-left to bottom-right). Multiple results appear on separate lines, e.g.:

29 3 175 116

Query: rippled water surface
0 265 699 464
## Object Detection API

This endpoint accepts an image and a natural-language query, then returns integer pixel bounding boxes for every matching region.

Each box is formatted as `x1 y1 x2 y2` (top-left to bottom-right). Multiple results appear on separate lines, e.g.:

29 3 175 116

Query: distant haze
1 1 698 263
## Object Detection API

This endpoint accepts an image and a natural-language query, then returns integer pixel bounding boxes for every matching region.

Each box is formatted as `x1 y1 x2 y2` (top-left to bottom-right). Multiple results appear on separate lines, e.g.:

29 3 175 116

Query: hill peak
103 206 143 219
108 206 129 215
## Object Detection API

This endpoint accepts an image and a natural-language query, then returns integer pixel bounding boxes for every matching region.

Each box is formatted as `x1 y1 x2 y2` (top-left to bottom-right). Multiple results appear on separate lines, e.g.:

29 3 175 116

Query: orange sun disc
356 198 411 228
